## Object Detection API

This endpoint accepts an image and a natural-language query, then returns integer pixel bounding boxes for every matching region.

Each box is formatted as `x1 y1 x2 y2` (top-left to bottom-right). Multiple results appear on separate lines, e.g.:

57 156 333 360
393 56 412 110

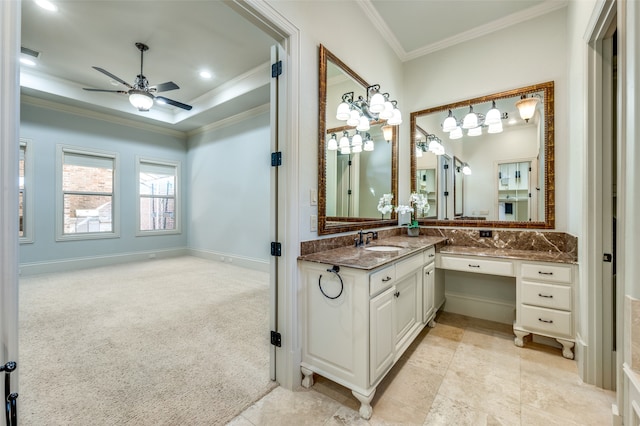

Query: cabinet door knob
394 291 400 298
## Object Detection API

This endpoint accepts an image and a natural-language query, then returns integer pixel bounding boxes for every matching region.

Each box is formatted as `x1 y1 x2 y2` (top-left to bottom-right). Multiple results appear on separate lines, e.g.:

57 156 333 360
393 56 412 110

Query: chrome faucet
355 230 378 247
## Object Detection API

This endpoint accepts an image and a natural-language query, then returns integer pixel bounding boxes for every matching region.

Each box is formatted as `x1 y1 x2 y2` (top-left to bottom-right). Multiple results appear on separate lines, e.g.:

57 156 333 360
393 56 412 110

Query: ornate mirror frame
318 44 399 235
410 81 555 229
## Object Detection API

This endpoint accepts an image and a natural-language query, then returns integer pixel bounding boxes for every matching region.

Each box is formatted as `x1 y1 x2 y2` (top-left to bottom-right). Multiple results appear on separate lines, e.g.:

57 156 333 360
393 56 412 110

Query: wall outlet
479 230 492 238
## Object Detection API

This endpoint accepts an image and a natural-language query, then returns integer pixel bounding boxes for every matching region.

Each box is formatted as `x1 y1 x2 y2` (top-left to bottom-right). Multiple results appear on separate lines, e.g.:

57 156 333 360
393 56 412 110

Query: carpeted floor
19 256 276 425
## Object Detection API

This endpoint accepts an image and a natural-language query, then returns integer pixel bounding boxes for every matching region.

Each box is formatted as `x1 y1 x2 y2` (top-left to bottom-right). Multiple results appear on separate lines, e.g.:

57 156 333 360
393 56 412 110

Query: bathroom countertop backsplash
299 227 578 269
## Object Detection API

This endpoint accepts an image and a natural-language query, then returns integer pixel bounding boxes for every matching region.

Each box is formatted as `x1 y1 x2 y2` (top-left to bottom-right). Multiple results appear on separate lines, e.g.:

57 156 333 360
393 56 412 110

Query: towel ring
318 265 344 300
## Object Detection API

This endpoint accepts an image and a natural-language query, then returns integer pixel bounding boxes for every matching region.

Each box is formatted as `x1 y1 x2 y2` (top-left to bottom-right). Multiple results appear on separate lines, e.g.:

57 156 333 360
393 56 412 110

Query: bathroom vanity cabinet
299 246 437 420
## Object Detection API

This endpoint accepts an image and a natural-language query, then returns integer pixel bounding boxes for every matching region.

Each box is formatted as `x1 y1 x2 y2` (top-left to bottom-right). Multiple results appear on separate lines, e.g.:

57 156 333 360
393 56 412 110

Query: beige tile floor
230 312 616 425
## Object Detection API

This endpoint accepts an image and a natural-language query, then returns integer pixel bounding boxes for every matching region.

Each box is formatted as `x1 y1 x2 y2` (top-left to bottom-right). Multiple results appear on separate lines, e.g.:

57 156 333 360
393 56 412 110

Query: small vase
407 227 419 237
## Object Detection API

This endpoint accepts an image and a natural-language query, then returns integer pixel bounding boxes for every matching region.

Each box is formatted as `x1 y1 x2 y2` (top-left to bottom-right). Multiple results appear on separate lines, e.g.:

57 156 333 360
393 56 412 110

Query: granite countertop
297 235 447 270
439 245 577 264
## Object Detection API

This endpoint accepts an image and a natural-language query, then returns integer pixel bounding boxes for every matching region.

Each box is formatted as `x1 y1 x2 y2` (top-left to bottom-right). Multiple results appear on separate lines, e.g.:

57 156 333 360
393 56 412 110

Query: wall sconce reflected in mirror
516 94 541 122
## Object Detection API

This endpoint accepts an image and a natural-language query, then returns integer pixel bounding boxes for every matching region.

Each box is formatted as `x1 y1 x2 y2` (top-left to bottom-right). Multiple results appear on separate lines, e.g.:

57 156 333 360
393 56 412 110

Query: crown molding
359 0 568 62
356 0 406 60
187 103 269 137
21 95 188 139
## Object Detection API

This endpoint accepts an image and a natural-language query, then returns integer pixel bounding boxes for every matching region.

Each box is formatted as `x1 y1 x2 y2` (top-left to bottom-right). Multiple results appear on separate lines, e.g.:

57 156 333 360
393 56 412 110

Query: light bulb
339 133 350 148
351 132 362 146
356 115 370 132
336 102 351 121
488 122 503 134
327 134 338 150
379 101 394 120
352 144 362 153
347 110 360 127
468 126 482 137
369 91 385 113
387 108 402 125
340 146 351 155
442 110 457 132
364 140 374 151
449 126 463 140
485 101 501 125
462 106 478 129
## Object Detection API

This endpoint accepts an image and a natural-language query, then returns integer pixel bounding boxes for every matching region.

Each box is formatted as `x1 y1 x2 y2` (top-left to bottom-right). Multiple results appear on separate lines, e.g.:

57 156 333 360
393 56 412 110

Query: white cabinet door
423 263 435 323
393 270 420 352
370 286 395 384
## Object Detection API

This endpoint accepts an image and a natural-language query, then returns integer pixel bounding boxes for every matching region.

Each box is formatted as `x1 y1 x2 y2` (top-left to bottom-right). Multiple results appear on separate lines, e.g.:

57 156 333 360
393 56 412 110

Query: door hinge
271 151 282 167
603 253 613 262
271 242 282 257
444 191 449 196
443 164 449 169
271 60 282 78
270 330 282 347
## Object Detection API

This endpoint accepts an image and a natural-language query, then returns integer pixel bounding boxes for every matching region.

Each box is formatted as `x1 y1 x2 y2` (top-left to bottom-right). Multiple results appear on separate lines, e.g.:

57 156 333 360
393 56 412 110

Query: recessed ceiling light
35 0 58 12
20 57 36 66
199 70 212 79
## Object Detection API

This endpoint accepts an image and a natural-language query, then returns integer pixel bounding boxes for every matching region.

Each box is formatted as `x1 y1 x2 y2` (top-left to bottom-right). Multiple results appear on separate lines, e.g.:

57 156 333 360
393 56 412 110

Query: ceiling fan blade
152 81 180 92
155 96 192 111
83 88 128 94
92 66 133 89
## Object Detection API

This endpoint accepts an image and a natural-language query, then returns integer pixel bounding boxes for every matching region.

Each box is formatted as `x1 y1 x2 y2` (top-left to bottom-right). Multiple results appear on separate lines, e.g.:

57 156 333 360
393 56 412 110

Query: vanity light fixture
441 103 505 138
330 130 373 154
516 94 540 122
416 133 445 156
336 84 402 131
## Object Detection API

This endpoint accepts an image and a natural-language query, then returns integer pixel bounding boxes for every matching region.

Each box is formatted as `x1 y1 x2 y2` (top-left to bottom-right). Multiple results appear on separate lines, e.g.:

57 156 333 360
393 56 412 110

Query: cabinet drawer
370 265 395 296
521 280 571 310
423 247 436 264
520 305 572 337
440 255 514 276
395 254 423 280
521 263 572 283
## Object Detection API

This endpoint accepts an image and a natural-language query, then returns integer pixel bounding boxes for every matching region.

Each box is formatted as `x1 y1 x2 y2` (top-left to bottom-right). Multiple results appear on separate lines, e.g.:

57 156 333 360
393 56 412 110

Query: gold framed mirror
318 45 398 235
410 81 554 228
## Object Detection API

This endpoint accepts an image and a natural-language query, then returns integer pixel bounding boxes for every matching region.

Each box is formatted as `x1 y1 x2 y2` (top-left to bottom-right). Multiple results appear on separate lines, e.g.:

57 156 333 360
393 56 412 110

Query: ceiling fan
83 42 192 112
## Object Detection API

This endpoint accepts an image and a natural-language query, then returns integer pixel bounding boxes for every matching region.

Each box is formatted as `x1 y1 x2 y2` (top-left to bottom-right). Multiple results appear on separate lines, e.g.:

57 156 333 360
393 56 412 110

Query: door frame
0 0 22 411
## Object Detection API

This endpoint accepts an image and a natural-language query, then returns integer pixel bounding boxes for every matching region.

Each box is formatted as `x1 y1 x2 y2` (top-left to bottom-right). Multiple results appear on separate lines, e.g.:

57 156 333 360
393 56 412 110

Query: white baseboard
19 247 189 276
188 248 270 273
443 291 516 325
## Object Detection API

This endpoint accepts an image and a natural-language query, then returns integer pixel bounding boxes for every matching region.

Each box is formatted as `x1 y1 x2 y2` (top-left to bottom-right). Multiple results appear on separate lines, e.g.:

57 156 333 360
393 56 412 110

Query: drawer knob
468 264 480 268
538 293 554 298
428 254 435 258
538 318 554 324
382 276 392 282
538 271 554 276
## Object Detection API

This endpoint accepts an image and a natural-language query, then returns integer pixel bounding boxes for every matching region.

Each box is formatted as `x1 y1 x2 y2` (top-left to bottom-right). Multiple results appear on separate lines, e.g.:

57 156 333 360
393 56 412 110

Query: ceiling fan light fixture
129 90 154 111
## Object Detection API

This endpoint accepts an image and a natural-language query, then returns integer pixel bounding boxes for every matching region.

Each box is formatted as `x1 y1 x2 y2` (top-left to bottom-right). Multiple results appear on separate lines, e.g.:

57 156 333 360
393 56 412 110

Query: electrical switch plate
310 189 317 206
310 215 317 232
479 230 492 238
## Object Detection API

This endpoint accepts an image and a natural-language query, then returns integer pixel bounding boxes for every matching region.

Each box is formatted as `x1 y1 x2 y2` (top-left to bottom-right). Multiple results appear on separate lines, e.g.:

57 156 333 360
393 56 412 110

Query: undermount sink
365 245 403 252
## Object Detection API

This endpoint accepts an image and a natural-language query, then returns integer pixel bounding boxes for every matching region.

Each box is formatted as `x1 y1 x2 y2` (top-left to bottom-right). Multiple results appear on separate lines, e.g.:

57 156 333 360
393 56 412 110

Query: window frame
19 138 34 244
55 145 120 241
135 156 181 236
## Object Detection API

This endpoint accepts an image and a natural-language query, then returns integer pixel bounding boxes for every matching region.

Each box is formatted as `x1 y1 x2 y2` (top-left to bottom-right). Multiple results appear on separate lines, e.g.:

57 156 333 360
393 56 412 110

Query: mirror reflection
410 82 554 228
318 45 399 235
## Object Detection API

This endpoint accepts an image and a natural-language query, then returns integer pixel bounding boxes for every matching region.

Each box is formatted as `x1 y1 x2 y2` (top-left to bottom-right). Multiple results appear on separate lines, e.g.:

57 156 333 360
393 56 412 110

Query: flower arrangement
377 193 394 218
396 193 429 229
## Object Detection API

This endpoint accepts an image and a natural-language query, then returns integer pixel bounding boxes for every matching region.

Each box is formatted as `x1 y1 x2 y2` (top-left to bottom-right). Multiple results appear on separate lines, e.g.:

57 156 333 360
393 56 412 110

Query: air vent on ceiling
21 46 40 58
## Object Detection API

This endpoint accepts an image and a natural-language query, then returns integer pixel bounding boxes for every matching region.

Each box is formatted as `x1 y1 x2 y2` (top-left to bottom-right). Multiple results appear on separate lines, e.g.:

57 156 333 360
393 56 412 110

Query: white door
0 0 21 424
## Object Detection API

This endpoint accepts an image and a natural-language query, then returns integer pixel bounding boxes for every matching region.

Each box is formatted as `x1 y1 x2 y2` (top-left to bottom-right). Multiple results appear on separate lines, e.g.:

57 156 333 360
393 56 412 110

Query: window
19 139 34 243
137 158 180 235
56 146 119 240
